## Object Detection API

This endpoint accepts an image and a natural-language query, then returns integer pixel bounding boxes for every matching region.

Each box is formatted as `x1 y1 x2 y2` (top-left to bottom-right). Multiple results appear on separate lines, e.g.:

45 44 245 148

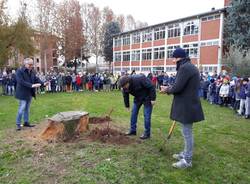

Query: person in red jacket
76 74 82 91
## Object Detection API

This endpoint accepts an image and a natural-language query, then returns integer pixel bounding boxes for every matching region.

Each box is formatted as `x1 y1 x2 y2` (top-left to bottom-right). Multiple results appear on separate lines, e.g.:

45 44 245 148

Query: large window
183 43 199 58
183 20 199 35
167 45 180 58
142 49 152 60
123 51 130 61
154 47 165 60
123 35 130 46
132 32 141 44
114 37 121 47
154 26 165 40
201 14 220 22
168 24 180 38
142 29 152 42
114 52 121 62
131 50 140 61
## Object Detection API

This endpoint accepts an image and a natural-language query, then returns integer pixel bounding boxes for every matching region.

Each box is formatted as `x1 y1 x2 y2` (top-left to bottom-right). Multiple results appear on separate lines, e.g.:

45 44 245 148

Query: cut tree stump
41 111 89 141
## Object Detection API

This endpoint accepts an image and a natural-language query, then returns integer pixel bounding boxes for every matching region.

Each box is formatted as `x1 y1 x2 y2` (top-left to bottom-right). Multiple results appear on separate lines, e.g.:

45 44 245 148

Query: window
142 29 152 42
141 67 152 71
132 32 141 44
154 26 165 40
166 67 176 72
168 24 180 38
123 51 130 61
131 50 140 61
167 45 180 58
142 49 152 60
131 67 140 71
200 40 219 47
114 37 121 47
183 43 199 58
114 67 121 71
154 47 165 60
114 52 121 62
183 20 199 35
123 35 130 46
201 14 220 22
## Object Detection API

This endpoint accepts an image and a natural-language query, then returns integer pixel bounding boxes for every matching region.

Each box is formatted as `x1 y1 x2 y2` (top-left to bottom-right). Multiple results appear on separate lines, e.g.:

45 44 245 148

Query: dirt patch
89 116 112 124
17 116 135 145
87 127 132 145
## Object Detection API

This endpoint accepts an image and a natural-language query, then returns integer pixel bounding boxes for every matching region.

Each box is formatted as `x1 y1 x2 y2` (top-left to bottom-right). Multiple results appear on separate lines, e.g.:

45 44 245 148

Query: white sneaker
172 159 192 169
172 153 184 160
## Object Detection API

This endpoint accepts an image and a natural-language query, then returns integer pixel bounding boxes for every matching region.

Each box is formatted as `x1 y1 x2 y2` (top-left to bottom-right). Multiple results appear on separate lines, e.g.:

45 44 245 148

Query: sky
7 0 225 26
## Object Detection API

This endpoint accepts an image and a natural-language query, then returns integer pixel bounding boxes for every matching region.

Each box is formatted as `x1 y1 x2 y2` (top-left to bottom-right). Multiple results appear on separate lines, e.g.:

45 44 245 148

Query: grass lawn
0 91 249 184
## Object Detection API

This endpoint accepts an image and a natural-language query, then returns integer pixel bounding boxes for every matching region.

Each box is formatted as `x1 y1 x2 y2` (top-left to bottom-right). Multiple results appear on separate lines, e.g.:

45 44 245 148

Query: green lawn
0 91 249 184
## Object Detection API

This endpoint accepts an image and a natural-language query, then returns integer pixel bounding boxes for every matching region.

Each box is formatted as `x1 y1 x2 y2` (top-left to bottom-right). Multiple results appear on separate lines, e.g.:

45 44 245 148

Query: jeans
246 97 250 115
130 102 152 136
238 99 246 115
180 123 193 163
16 99 32 126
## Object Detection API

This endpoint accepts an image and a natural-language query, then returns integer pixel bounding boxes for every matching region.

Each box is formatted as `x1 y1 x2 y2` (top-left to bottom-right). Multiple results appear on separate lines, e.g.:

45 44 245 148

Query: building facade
112 8 226 74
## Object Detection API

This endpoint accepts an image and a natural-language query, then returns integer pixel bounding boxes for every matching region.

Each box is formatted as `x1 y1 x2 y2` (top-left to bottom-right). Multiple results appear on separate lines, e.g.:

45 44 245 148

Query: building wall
113 11 224 74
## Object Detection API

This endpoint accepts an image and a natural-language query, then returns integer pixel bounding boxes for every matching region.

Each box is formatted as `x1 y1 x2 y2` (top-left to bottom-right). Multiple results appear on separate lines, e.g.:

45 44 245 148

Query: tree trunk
41 111 89 141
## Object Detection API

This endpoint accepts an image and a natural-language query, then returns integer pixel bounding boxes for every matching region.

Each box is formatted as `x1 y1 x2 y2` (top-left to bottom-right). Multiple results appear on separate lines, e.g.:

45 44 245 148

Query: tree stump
41 111 89 141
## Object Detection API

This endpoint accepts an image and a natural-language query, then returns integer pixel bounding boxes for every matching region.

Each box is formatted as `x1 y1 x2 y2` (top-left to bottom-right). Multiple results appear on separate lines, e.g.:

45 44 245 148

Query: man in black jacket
161 48 204 168
15 58 46 131
119 74 156 139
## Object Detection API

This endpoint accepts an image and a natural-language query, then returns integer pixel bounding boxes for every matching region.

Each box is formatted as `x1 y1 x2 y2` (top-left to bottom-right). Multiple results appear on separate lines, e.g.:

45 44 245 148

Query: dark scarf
176 57 190 71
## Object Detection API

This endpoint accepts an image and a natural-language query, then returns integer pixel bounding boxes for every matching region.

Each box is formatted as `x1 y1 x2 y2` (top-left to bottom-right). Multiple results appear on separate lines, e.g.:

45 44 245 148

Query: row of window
113 67 177 73
114 20 201 46
114 44 199 61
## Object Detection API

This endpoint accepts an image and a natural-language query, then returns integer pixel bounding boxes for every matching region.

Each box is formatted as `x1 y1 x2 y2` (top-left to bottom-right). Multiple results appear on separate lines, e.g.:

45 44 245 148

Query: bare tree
116 14 125 32
126 14 136 31
81 3 102 72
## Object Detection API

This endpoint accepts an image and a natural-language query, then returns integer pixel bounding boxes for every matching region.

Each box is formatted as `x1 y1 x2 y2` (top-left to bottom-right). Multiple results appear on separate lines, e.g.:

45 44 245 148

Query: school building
112 0 231 74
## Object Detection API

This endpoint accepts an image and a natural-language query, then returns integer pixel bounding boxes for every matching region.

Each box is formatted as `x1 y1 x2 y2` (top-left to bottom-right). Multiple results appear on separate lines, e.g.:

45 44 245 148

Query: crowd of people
0 68 250 119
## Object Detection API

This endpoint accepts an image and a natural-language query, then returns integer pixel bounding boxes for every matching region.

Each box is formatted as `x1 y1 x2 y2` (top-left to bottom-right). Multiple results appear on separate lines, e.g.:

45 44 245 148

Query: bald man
15 58 46 131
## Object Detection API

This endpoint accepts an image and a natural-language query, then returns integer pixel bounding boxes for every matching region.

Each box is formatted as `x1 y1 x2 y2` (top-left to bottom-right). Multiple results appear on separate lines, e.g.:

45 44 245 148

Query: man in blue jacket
119 74 156 139
15 58 46 131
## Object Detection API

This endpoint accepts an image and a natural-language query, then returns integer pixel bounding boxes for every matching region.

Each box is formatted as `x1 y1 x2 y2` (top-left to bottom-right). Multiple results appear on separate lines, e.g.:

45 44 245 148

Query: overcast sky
7 0 224 25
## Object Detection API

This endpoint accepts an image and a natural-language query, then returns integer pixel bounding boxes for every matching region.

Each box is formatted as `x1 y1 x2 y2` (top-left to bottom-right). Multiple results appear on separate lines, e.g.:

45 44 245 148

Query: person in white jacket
219 79 230 106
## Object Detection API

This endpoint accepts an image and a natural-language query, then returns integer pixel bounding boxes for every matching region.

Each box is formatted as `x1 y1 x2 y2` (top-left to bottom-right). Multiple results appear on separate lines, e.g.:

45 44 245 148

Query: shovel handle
167 121 176 139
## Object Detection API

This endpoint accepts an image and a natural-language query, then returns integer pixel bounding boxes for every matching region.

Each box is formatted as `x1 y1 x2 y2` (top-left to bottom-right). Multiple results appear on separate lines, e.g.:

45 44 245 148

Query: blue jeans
130 102 152 136
16 99 32 126
181 123 193 163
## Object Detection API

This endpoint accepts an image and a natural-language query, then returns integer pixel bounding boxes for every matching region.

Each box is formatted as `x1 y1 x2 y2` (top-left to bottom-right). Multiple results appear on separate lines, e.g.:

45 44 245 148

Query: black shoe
16 125 21 131
140 134 150 140
23 122 35 127
125 131 137 136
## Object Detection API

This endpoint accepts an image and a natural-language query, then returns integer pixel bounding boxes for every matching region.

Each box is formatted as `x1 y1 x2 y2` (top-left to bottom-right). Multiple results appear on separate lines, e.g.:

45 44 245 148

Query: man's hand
126 107 130 112
44 82 49 86
32 83 41 88
151 101 156 106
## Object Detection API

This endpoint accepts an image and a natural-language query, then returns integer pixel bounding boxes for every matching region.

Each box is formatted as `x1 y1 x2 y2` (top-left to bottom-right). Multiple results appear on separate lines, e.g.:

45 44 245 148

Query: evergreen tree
224 0 250 50
103 21 121 72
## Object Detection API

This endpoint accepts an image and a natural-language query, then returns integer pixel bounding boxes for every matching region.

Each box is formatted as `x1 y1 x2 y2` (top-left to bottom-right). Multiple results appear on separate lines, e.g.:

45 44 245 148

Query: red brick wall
122 61 130 66
153 60 164 66
183 35 198 43
224 0 231 6
131 44 140 49
201 19 220 40
131 61 140 66
113 47 121 51
200 46 219 64
114 62 121 66
122 45 130 50
141 61 151 66
153 40 165 47
167 38 180 45
142 42 152 48
165 59 175 65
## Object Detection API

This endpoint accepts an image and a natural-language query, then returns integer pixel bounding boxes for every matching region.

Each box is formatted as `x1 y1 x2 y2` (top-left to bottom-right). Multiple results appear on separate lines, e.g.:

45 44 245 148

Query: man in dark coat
119 74 156 139
15 58 46 131
161 48 204 168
